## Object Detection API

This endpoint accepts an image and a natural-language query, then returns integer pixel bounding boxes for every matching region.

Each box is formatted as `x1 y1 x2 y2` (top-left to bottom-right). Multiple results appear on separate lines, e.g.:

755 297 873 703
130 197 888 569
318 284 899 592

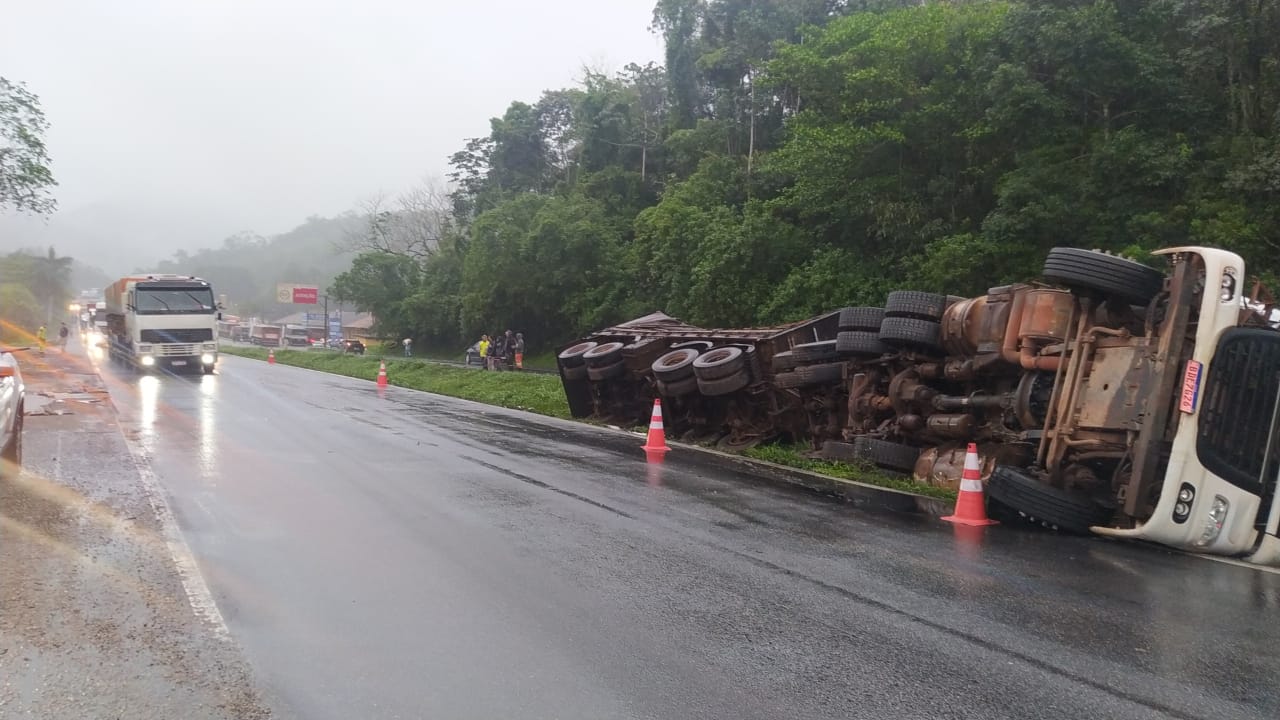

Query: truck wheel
773 371 804 390
657 375 699 396
885 291 948 321
879 317 942 353
558 342 598 368
697 368 750 396
986 465 1111 533
562 363 589 381
792 339 839 365
836 331 890 357
821 440 859 463
652 348 699 382
587 359 627 381
838 307 886 332
795 362 844 387
583 341 625 368
853 436 920 472
771 350 797 372
1042 247 1165 306
693 346 745 381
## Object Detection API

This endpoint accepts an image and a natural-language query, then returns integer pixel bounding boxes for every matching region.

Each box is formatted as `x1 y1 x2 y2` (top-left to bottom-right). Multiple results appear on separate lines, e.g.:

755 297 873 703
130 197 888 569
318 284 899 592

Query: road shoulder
0 349 270 719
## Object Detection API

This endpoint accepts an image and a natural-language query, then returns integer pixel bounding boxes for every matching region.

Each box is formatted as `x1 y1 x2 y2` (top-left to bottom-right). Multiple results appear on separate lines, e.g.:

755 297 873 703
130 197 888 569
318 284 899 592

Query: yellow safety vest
479 340 489 357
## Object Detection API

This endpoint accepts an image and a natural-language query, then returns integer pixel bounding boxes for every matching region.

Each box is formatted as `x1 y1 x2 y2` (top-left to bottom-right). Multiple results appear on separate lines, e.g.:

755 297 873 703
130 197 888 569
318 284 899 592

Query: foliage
0 247 73 330
0 77 57 215
331 0 1280 352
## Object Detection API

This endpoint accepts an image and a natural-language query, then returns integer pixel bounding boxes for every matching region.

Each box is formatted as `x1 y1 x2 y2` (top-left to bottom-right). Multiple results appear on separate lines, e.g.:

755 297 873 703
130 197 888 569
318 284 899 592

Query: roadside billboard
276 283 319 304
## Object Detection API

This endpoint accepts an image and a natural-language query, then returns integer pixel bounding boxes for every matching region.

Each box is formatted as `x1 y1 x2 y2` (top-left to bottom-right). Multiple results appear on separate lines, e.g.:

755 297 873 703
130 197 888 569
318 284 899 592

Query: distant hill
144 214 358 318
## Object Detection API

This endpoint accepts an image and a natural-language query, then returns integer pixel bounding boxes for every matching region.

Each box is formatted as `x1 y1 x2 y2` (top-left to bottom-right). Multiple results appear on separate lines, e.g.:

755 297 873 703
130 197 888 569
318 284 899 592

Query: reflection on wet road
99 354 1280 720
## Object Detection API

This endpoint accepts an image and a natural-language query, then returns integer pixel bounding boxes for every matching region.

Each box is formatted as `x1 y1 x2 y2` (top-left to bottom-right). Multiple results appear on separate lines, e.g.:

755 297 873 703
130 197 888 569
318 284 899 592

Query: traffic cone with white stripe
942 443 998 526
642 398 669 453
377 360 388 388
268 349 276 365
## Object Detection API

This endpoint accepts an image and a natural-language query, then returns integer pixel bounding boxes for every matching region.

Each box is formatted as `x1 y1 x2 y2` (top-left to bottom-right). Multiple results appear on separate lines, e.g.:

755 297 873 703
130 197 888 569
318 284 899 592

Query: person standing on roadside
479 334 490 370
501 329 515 370
36 325 47 355
514 332 526 370
403 336 413 357
58 322 70 351
490 331 506 371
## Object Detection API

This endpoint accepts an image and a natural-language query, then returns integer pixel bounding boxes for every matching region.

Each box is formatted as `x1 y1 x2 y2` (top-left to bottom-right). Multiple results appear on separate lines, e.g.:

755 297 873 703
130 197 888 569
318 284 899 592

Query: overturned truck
558 246 1280 564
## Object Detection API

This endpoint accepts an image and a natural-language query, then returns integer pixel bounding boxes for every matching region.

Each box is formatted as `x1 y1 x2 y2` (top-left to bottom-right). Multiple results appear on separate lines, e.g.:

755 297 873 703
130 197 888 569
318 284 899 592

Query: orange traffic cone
377 360 388 388
942 443 998 526
642 398 669 453
268 349 276 365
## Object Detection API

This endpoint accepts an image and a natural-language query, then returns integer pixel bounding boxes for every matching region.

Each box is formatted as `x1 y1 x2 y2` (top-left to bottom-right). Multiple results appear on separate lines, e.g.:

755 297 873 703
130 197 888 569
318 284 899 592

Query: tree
0 78 57 215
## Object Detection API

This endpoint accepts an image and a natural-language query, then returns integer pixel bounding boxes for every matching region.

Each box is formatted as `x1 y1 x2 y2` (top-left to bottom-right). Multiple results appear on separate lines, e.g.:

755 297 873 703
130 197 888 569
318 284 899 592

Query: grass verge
744 444 958 502
224 345 953 502
220 346 571 419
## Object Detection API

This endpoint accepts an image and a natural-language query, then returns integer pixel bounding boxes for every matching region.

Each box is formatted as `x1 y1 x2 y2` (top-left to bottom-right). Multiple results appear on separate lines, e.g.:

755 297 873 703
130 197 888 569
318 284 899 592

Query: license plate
171 360 187 366
1179 360 1202 414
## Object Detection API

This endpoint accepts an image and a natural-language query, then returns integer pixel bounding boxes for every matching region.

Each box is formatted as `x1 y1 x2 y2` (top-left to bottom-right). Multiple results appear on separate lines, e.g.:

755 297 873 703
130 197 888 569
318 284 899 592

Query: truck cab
105 275 220 374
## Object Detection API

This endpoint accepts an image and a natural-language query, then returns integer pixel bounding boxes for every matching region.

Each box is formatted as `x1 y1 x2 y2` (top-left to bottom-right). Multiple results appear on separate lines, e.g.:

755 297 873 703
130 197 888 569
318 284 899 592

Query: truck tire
773 371 804 390
657 375 699 396
771 350 797 372
838 307 886 332
652 348 699 381
558 342 598 368
836 331 890 357
792 340 839 365
693 347 745 381
885 291 948 321
562 363 589 381
879 317 942 353
821 440 859 463
583 341 625 368
853 436 920 472
698 368 750 396
1042 247 1165 306
986 465 1111 533
587 359 627 381
796 362 844 386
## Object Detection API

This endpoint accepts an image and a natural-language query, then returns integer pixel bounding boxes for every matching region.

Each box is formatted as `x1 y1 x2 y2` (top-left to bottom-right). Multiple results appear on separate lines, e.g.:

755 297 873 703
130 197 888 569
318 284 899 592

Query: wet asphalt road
96 352 1280 720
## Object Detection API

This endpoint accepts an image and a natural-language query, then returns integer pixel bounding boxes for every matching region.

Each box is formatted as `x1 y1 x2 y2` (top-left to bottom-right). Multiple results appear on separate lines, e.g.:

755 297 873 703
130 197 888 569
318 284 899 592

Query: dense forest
328 0 1280 352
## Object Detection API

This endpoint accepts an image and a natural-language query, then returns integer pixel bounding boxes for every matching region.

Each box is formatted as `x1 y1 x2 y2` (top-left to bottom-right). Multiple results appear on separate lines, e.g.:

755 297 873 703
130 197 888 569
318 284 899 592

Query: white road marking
119 431 231 640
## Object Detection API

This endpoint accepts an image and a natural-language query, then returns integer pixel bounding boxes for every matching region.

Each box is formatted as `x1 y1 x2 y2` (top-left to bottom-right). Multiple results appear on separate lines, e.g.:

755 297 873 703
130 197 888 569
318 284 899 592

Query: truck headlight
203 343 217 351
138 344 153 353
1193 495 1230 547
140 355 156 366
201 354 215 364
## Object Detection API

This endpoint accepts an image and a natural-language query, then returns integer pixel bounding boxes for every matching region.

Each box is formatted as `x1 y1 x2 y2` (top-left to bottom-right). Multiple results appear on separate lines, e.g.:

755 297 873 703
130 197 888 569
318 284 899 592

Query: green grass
220 346 571 419
744 444 958 501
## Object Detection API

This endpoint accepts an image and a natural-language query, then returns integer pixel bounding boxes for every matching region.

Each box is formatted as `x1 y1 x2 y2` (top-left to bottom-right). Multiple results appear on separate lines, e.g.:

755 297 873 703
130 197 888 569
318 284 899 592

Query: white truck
104 274 221 374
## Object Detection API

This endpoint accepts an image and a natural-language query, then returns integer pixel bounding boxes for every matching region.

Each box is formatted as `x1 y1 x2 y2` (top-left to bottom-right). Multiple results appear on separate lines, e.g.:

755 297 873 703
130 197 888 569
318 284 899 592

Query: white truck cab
104 274 220 374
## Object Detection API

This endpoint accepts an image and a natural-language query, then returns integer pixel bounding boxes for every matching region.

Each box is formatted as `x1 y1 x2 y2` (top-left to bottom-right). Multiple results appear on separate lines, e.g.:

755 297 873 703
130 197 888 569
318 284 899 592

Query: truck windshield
136 287 216 314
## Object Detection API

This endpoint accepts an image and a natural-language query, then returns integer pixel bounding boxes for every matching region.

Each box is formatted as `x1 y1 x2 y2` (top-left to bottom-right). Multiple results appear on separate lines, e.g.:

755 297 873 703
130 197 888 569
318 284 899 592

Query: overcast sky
1 0 662 271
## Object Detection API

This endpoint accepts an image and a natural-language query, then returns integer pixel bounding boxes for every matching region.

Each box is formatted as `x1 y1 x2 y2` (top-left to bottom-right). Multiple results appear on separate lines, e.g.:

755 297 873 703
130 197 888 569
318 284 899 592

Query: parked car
1 347 26 480
342 339 366 355
465 343 482 366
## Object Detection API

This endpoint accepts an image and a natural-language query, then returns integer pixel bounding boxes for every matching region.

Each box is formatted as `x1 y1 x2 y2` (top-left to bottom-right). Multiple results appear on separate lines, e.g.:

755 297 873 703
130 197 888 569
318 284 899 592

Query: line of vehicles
556 246 1280 565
